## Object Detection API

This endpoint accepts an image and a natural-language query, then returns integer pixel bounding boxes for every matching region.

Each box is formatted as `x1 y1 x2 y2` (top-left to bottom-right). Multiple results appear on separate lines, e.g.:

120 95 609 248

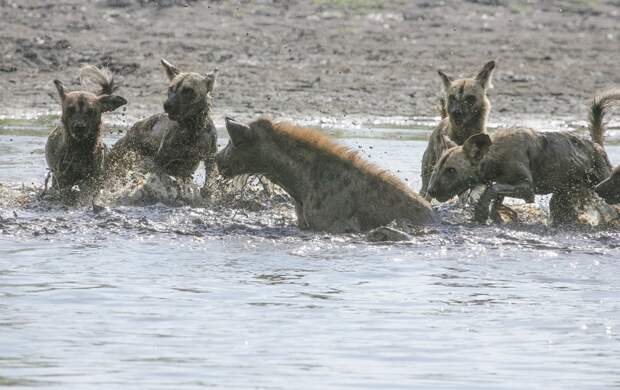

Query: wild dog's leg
201 130 218 196
489 195 519 223
295 201 310 230
420 145 435 199
474 183 535 223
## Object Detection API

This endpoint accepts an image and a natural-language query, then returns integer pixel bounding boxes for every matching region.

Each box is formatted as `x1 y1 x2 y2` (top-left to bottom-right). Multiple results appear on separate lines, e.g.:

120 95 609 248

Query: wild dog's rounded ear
54 79 66 100
463 133 491 161
438 70 452 91
161 58 180 81
204 69 218 92
98 95 128 113
475 60 496 89
226 117 255 146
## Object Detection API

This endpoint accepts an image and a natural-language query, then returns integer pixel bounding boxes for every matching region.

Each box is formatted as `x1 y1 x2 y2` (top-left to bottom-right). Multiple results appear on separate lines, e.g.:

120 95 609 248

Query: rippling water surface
1 117 619 389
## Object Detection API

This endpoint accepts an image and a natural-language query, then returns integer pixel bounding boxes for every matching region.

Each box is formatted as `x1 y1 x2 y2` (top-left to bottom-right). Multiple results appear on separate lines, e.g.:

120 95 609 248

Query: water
1 117 619 389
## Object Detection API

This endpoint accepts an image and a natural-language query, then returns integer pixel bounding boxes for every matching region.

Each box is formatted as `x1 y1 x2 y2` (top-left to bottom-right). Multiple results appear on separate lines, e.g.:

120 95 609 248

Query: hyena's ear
463 133 491 162
438 70 452 92
54 79 66 101
226 117 255 145
97 95 128 113
203 70 217 92
475 60 496 89
161 58 180 81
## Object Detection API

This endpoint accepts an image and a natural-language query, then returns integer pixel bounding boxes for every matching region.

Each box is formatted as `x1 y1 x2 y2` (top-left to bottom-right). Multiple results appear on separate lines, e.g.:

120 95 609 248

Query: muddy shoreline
1 0 620 124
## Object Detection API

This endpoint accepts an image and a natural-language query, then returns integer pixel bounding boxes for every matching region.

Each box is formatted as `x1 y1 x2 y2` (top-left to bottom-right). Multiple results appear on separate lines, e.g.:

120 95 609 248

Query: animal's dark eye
445 167 457 176
448 95 456 103
66 106 75 114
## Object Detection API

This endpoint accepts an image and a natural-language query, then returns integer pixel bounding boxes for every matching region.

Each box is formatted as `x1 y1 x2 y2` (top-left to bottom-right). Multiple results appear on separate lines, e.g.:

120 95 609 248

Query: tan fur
45 66 126 193
268 120 414 195
420 61 495 197
217 117 435 233
427 89 620 224
108 58 217 193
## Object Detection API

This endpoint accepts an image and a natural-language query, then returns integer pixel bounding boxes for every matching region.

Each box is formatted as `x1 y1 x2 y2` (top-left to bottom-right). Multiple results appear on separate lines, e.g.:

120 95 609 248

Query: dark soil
1 0 619 122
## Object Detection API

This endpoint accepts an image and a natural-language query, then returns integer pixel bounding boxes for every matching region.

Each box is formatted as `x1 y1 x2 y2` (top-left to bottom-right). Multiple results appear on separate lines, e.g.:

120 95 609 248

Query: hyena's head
426 133 491 202
161 58 216 122
595 165 620 204
54 79 126 143
438 61 495 137
216 117 273 178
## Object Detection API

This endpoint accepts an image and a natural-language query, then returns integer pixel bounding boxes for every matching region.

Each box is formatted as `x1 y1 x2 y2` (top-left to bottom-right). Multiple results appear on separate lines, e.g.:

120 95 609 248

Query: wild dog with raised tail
45 65 127 192
420 60 495 197
426 89 620 224
216 117 435 233
109 58 217 194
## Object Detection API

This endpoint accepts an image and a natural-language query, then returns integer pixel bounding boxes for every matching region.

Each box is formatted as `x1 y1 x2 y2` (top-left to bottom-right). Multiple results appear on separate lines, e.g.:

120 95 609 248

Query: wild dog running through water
426 89 620 225
216 117 436 233
596 166 620 204
420 60 495 198
108 58 217 196
45 65 127 195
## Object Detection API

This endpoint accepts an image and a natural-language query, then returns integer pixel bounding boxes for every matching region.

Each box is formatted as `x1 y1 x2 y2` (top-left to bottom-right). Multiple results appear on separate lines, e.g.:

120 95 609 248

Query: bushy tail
79 65 119 95
589 88 620 146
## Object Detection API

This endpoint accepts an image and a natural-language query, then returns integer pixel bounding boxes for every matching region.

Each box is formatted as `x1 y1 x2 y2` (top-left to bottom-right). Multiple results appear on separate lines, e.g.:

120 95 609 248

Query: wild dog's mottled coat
45 66 127 191
109 59 217 192
420 61 495 197
427 89 620 223
216 117 435 233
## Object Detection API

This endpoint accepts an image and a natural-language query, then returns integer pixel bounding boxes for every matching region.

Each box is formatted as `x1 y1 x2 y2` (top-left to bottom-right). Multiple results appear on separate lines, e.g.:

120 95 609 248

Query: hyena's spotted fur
109 58 217 194
420 60 495 197
216 117 436 233
45 65 127 192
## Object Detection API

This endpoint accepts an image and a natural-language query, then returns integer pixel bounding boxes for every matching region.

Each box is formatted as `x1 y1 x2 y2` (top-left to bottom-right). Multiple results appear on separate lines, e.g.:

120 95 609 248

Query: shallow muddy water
1 117 619 389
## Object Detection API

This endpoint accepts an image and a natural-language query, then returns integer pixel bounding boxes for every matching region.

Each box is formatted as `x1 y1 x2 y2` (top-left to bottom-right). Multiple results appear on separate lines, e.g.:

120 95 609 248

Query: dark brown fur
427 89 620 224
109 58 217 193
45 66 126 192
596 166 620 204
216 117 435 233
592 90 620 203
420 61 495 197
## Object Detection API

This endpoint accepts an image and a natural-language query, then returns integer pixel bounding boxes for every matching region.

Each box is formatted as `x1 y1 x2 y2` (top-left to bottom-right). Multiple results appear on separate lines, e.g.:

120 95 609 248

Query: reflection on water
0 118 619 389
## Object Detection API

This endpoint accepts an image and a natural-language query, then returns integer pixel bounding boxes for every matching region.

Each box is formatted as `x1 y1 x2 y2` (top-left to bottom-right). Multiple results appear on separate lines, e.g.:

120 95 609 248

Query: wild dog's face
426 134 491 201
54 80 127 143
216 117 267 178
438 61 495 127
595 166 620 204
161 58 216 122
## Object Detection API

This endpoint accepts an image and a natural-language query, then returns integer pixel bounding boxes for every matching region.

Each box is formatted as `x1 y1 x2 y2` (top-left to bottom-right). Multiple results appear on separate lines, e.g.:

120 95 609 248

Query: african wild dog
426 90 620 224
420 60 495 198
109 58 217 194
596 166 620 204
45 65 127 192
216 117 436 233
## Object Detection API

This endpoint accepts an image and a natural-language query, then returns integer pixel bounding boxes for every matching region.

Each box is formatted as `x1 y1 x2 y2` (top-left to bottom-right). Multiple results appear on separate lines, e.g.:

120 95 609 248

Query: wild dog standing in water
426 90 620 224
109 59 217 195
596 166 620 204
216 117 435 233
420 61 495 197
46 66 127 192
